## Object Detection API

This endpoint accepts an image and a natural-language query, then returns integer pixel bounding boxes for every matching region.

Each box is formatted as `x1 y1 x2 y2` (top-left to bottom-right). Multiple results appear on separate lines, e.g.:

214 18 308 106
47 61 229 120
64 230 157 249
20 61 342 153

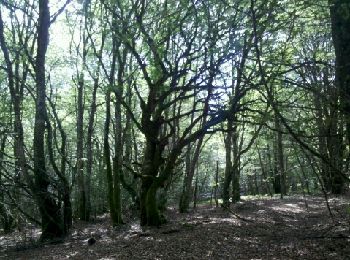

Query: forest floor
1 195 350 259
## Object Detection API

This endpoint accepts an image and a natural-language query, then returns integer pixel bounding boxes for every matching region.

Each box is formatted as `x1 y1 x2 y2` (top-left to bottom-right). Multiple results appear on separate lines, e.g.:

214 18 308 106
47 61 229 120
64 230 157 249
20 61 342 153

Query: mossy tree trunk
140 127 164 226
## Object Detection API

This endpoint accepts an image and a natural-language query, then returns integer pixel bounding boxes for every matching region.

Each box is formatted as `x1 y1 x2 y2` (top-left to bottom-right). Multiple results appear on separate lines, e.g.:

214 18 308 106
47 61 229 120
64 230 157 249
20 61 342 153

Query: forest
0 0 349 259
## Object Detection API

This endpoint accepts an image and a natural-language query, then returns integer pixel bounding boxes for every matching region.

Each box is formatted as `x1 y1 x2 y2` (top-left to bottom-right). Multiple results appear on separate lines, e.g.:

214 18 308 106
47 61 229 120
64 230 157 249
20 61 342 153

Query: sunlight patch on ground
271 203 305 213
122 223 144 240
129 223 142 233
204 217 241 225
66 251 79 258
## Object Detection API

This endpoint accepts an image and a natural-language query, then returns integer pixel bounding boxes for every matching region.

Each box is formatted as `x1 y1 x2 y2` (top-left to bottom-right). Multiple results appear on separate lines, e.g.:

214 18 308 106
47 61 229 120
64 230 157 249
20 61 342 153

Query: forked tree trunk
140 137 163 226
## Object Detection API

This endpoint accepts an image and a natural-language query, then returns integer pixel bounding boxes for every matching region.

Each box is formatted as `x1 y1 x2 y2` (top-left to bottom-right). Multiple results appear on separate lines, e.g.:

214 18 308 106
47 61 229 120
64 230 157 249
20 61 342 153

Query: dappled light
271 203 305 213
2 196 350 259
0 0 350 259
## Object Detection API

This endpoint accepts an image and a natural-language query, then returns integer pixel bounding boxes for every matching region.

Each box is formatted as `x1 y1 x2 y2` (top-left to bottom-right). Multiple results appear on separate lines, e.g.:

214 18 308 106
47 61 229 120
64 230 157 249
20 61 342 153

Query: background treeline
0 0 349 240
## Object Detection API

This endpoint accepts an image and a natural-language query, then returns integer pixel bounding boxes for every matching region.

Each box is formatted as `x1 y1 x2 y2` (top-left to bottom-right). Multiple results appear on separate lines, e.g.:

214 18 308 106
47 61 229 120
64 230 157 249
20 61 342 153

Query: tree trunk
273 114 283 196
104 91 118 224
86 78 98 221
257 147 272 196
313 91 331 191
179 88 206 213
49 94 72 233
276 117 286 197
329 0 350 193
120 82 139 207
193 176 198 209
232 126 240 203
33 0 64 240
214 161 219 208
222 119 233 207
140 138 163 226
179 136 204 213
76 74 88 221
0 136 15 233
111 45 127 225
112 93 123 225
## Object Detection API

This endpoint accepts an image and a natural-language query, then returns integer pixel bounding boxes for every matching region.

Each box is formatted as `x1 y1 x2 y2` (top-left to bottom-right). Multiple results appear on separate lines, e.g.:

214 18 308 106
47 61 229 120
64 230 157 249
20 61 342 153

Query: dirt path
1 196 349 259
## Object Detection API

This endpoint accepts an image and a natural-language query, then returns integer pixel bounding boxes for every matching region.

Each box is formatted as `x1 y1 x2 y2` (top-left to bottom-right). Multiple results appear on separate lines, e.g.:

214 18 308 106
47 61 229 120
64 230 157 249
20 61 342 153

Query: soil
1 196 349 259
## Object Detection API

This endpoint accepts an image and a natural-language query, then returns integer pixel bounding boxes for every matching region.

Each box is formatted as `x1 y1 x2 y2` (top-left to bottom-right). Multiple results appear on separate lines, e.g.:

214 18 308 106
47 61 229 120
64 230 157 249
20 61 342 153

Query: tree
33 0 65 240
329 0 350 193
104 0 235 226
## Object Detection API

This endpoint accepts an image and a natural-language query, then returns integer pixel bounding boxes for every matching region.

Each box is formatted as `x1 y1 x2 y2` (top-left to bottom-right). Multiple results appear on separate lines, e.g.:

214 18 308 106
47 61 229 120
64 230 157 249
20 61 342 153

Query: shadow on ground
1 196 349 259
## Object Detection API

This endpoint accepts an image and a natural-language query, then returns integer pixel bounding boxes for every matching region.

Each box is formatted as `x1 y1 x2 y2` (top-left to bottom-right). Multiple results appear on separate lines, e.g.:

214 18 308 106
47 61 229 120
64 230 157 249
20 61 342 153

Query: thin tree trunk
313 91 331 191
76 73 88 220
112 94 123 225
193 175 198 209
0 136 14 233
214 161 219 208
276 116 286 198
179 136 204 212
222 119 233 207
104 91 117 224
232 125 240 202
257 147 272 196
273 114 282 195
86 77 99 220
47 96 72 234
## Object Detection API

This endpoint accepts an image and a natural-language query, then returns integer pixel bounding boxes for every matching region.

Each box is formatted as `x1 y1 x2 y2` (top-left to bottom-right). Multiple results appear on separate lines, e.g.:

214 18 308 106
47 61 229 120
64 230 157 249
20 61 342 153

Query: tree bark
179 137 204 212
214 161 219 208
104 91 118 224
140 133 163 226
231 125 240 202
0 135 15 233
329 0 350 193
86 76 98 221
112 92 123 225
33 0 64 240
222 119 233 207
76 74 88 221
